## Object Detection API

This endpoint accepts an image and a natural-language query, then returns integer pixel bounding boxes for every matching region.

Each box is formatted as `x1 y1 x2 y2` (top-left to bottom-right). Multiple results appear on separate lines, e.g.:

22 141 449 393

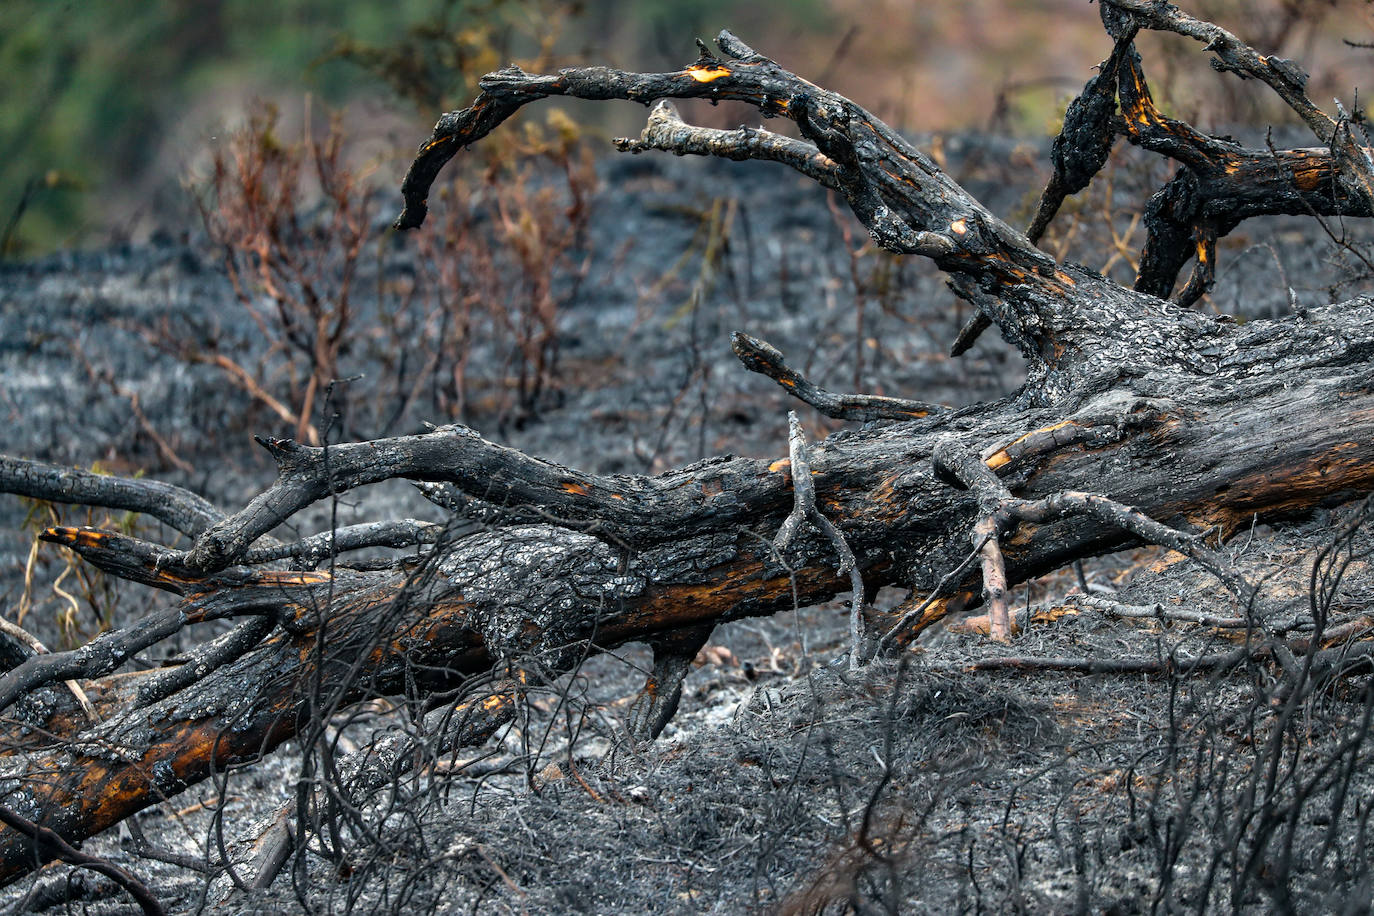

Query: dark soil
1 131 1373 914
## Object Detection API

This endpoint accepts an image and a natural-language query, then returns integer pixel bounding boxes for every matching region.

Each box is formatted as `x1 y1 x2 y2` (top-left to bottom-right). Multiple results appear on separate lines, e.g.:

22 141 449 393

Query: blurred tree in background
0 0 1365 257
0 0 520 256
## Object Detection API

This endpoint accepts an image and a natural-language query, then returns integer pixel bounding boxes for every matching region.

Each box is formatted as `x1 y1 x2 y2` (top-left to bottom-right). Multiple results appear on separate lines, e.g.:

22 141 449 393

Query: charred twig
121 818 215 874
775 412 867 667
614 100 840 188
732 332 945 421
243 519 444 567
0 804 164 916
226 678 520 894
0 456 222 538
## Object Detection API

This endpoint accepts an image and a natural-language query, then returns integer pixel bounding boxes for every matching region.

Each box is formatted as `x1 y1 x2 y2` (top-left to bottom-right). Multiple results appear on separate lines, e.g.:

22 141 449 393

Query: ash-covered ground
1 133 1373 914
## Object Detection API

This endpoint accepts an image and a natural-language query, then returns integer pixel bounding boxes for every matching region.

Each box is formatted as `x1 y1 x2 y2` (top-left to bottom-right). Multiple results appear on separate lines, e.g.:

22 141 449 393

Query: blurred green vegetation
0 0 828 257
1 0 1361 257
0 1 548 256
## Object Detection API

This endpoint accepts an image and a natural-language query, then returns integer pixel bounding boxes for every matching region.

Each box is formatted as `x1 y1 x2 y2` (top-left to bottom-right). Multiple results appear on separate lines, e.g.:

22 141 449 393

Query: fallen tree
2 1 1374 903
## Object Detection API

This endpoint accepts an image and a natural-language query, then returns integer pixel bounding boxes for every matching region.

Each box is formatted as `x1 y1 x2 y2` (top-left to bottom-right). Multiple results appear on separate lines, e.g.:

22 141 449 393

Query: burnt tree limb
2 350 1373 883
0 10 1373 891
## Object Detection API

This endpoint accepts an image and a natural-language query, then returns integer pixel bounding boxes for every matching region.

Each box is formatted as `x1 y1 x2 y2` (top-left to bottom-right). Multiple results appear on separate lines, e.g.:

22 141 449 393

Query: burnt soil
2 132 1374 914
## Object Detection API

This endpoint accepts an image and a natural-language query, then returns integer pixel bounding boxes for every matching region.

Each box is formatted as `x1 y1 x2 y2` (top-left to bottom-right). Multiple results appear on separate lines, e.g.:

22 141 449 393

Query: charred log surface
2 343 1372 881
0 1 1373 894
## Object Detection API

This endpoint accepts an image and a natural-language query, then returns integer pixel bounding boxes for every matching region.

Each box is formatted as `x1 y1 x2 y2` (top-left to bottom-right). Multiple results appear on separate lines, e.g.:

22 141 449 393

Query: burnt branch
775 412 867 667
1103 0 1374 207
1112 47 1372 303
393 28 1232 388
732 332 945 421
1 7 1374 897
0 455 222 538
0 805 164 916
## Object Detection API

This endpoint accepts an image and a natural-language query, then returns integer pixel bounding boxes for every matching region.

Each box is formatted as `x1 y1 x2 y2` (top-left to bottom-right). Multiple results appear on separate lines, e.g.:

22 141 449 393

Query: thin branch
0 804 164 916
732 332 945 421
243 519 444 566
775 412 867 667
1070 594 1249 628
0 455 222 538
613 99 840 188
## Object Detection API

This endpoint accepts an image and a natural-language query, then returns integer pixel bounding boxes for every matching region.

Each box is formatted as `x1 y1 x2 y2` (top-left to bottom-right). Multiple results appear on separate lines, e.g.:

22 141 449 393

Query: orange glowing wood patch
1294 167 1322 192
984 419 1076 470
254 570 333 586
687 66 732 83
768 458 790 473
44 526 106 548
560 481 591 496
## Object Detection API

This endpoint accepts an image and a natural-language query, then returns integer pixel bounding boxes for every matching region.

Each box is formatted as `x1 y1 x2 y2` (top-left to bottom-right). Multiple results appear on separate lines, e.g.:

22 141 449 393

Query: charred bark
1 0 1373 892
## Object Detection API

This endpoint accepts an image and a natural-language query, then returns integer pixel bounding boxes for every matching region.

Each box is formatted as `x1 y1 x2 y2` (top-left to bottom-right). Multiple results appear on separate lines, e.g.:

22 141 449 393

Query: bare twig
0 456 222 538
614 100 839 187
775 412 867 667
0 804 164 916
732 332 945 422
227 678 520 893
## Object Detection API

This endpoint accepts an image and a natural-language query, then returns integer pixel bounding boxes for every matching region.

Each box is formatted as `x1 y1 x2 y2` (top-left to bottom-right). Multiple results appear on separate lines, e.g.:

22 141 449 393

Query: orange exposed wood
985 420 1077 470
687 66 732 83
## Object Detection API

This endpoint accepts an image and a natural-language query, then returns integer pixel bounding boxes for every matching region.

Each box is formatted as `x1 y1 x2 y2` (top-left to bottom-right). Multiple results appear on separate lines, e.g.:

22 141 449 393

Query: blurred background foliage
1 0 1368 257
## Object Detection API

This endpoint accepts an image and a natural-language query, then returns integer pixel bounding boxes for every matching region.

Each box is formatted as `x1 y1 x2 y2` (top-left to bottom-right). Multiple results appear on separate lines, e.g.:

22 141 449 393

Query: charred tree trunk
2 1 1373 893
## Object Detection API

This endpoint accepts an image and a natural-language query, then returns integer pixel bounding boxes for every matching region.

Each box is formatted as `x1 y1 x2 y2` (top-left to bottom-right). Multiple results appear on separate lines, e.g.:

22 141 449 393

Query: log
1 0 1373 891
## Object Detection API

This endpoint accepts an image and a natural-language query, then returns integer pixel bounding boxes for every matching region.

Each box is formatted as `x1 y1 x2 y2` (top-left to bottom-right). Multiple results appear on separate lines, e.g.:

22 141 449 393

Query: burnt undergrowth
2 98 1374 911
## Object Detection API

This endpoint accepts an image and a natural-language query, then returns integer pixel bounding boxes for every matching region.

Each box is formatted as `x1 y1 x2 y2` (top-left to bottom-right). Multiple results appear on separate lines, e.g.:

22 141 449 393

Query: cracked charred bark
1 1 1374 892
